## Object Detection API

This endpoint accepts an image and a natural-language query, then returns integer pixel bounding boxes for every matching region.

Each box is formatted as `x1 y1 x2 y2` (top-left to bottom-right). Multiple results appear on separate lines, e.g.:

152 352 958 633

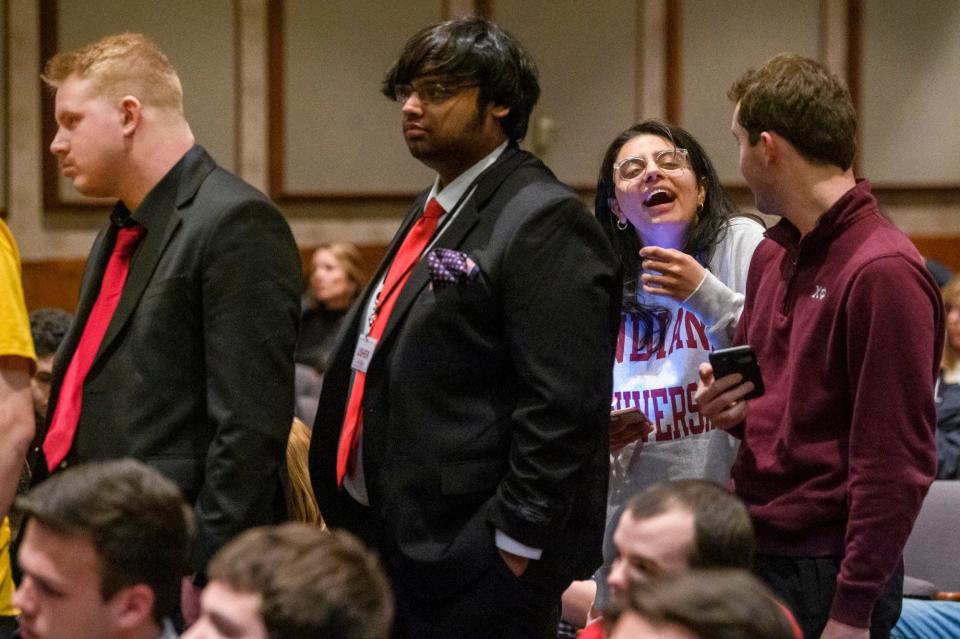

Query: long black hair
595 120 737 351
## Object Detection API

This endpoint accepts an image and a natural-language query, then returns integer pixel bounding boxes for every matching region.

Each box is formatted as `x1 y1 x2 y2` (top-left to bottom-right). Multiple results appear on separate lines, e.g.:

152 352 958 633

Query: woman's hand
609 408 653 453
639 246 706 301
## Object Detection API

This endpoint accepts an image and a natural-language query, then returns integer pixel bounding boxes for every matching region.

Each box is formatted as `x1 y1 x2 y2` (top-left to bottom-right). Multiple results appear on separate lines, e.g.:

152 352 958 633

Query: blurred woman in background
296 242 368 373
295 242 367 424
936 274 960 479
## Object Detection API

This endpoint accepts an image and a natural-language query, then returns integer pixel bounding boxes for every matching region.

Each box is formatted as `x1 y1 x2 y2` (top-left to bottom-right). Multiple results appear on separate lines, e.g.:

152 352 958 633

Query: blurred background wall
5 0 959 310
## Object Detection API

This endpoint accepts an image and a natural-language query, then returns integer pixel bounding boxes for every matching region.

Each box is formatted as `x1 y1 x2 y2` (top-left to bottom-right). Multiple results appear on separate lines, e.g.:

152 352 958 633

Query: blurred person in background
935 274 960 479
27 309 73 433
296 243 368 374
294 243 367 425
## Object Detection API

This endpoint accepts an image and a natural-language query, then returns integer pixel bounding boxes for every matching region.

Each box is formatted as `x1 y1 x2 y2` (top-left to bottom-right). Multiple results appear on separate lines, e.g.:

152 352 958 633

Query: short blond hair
43 32 183 114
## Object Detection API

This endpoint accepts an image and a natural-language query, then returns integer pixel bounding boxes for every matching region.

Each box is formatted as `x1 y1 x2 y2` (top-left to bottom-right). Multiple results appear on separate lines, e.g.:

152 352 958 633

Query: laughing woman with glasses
583 120 766 613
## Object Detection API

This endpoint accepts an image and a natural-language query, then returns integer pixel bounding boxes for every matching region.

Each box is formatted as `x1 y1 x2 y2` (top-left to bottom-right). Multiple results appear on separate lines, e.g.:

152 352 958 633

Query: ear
697 178 707 208
608 197 622 217
489 104 510 120
758 131 777 165
119 96 142 137
108 584 156 633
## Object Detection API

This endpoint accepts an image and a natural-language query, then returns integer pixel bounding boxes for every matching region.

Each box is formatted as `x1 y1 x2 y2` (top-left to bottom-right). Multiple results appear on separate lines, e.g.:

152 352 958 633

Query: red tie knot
114 224 146 257
423 198 445 219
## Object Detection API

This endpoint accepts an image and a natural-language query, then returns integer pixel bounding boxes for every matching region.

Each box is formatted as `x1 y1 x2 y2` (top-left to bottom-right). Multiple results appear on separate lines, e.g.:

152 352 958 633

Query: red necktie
43 224 146 471
336 198 445 485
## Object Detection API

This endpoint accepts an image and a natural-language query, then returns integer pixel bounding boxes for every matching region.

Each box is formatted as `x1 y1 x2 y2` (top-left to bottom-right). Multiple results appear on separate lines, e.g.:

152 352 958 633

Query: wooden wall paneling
910 236 960 274
492 0 638 189
860 0 960 189
270 0 440 202
21 257 86 312
40 0 239 209
679 0 820 185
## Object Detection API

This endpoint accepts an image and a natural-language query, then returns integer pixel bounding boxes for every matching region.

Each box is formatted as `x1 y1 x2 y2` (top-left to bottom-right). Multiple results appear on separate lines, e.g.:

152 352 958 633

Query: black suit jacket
39 146 301 572
310 146 620 597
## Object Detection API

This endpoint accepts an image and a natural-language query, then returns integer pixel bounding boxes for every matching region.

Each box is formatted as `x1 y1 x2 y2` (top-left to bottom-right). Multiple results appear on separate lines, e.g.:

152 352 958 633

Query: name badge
351 335 377 373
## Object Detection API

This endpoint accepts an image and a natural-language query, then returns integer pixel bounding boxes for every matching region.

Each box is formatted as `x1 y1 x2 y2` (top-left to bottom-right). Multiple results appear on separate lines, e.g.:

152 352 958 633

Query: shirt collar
115 147 193 231
427 140 508 213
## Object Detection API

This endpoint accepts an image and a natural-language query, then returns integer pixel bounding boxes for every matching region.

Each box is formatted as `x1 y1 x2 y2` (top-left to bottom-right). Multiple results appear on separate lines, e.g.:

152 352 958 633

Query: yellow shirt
0 519 14 616
0 220 35 360
0 219 36 616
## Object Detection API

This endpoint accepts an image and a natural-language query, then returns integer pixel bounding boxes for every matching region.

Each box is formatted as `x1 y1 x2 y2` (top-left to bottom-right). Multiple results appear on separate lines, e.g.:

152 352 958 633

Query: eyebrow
25 571 68 597
56 110 80 123
208 609 246 637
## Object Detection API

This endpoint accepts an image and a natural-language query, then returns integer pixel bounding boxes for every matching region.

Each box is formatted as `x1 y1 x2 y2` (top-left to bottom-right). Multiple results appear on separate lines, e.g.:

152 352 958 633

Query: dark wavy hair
595 120 736 351
381 17 540 142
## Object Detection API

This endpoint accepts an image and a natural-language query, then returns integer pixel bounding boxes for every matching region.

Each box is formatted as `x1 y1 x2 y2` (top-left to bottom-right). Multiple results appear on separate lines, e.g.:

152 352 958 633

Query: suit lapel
92 147 215 366
375 147 528 350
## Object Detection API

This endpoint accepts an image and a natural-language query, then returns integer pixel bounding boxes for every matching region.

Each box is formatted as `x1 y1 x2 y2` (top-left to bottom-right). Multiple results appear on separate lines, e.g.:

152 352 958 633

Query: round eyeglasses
613 148 690 181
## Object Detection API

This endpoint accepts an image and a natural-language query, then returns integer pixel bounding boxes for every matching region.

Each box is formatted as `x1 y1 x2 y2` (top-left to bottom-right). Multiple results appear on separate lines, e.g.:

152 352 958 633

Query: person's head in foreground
607 479 753 600
606 569 795 639
14 459 193 639
184 523 393 639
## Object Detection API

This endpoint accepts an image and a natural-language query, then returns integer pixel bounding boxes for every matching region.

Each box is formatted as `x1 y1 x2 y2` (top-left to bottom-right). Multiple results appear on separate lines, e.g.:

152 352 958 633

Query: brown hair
43 32 184 114
943 274 960 372
625 479 754 570
728 53 856 170
605 569 795 639
16 459 193 623
209 524 393 639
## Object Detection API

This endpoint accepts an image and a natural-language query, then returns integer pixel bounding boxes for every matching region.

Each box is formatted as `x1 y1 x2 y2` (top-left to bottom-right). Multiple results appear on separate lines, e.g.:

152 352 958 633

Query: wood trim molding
40 0 62 211
443 0 490 18
638 0 667 120
265 0 467 207
267 0 285 199
664 0 682 124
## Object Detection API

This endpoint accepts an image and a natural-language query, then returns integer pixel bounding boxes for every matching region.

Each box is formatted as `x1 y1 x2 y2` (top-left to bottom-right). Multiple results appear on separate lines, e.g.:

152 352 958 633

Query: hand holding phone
708 345 765 399
609 406 653 453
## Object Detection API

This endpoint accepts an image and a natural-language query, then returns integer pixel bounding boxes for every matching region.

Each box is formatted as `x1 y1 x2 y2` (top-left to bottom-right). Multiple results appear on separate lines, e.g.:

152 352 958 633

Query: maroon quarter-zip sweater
730 180 944 627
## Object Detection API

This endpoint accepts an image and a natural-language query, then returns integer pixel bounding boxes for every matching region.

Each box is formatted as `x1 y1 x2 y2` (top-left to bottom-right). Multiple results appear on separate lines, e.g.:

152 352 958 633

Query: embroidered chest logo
811 285 827 300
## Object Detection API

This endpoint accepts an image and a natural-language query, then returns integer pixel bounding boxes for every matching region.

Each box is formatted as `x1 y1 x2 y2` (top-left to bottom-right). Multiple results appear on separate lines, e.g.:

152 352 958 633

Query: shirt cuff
495 529 543 560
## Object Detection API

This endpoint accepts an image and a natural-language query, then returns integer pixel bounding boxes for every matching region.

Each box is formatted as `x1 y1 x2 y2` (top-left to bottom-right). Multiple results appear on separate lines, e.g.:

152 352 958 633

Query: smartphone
610 406 647 421
708 345 765 399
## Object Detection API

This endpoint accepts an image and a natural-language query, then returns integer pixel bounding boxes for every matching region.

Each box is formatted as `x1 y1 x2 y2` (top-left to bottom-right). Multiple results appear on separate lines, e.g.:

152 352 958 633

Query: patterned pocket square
426 248 479 292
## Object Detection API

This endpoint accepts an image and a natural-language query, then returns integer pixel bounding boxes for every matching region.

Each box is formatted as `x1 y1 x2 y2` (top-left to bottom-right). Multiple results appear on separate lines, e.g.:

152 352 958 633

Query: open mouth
643 189 676 207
